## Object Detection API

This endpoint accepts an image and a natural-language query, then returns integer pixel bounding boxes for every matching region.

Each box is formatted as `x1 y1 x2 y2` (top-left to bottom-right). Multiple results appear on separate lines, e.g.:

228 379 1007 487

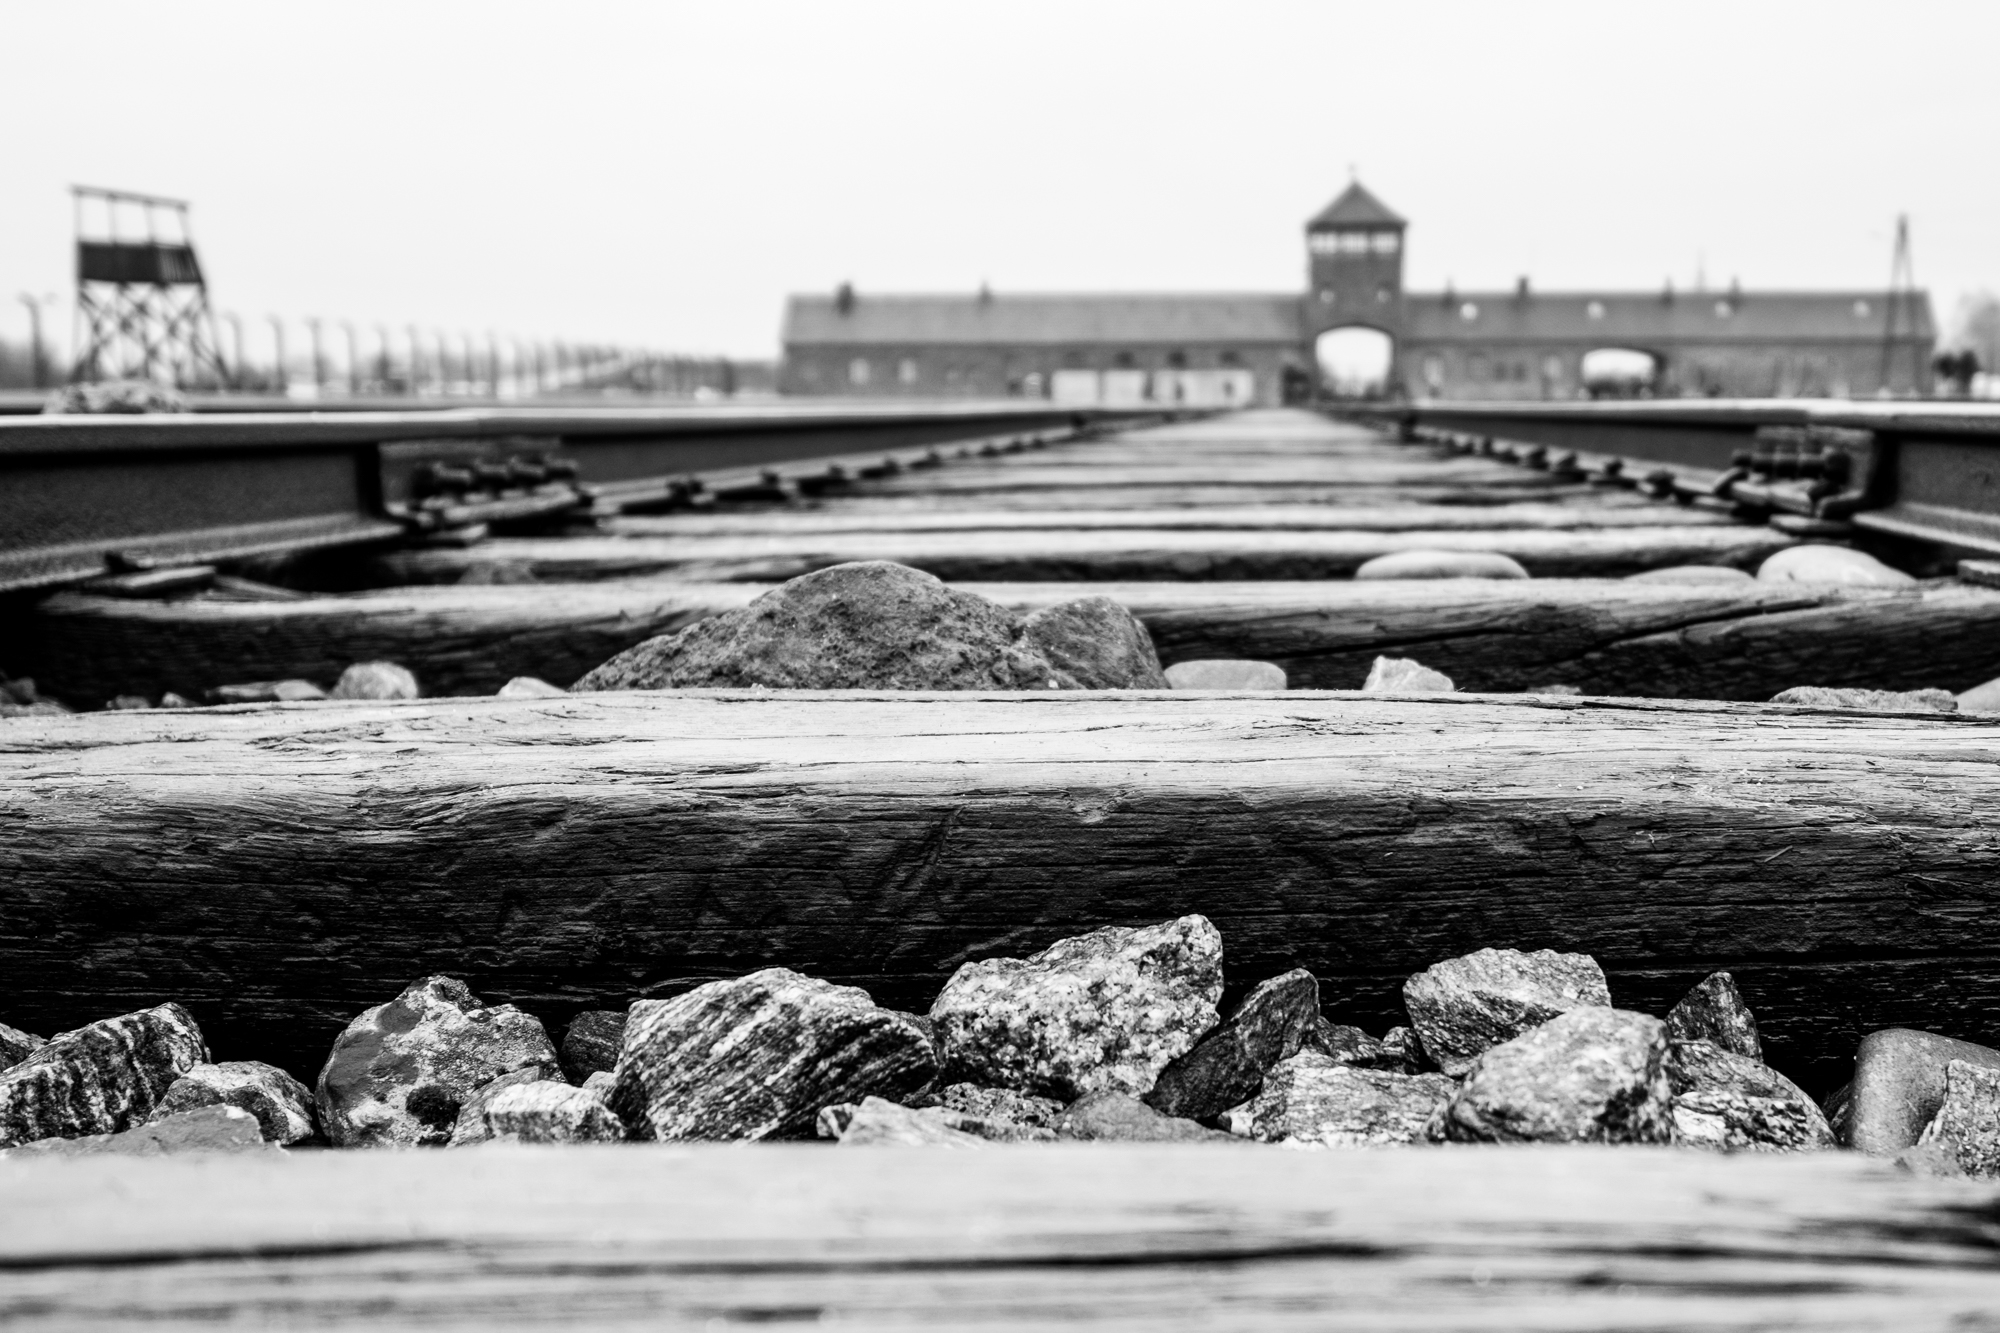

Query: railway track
7 403 2000 1329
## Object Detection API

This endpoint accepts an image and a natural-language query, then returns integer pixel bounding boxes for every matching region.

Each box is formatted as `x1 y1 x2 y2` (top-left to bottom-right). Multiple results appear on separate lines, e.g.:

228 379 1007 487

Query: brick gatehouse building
779 182 1933 406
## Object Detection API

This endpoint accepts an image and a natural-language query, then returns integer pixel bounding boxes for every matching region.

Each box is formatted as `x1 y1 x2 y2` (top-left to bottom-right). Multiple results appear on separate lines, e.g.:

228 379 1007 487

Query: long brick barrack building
780 182 1933 406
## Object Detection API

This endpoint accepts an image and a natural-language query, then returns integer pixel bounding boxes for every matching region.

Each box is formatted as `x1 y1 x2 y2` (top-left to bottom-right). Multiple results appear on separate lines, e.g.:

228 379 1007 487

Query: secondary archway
1580 347 1661 398
1314 326 1394 398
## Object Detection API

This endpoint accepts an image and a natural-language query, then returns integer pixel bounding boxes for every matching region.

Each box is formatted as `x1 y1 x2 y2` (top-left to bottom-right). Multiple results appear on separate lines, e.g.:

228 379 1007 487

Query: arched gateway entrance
1314 326 1395 398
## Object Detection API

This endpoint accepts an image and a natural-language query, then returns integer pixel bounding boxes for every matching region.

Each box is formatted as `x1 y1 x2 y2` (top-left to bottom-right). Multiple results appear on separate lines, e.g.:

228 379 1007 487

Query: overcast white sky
3 0 1994 360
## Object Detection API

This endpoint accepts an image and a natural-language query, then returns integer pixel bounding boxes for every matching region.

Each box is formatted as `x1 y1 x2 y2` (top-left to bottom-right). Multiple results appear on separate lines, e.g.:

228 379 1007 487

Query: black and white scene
6 1 2000 1327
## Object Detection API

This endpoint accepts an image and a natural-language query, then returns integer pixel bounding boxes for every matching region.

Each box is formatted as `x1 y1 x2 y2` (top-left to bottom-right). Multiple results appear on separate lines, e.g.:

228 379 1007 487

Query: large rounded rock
151 1060 317 1145
1436 1007 1674 1145
609 969 935 1141
930 916 1223 1100
1402 947 1611 1077
1757 545 1914 586
1354 550 1530 580
315 975 560 1148
1019 596 1168 688
574 561 1074 691
0 1004 206 1148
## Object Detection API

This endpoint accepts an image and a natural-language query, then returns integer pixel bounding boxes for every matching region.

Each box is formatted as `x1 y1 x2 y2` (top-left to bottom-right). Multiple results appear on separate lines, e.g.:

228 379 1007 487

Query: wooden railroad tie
4 690 1996 1094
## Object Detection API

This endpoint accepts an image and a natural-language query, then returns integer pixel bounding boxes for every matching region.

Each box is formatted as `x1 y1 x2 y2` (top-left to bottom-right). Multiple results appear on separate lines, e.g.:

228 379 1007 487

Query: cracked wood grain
3 692 1998 1092
2 1146 1999 1329
28 579 1997 704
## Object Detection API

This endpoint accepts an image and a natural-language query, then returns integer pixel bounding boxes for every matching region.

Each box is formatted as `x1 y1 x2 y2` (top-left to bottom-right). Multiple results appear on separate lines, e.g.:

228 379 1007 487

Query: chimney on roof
834 282 855 315
977 282 993 306
1442 281 1455 308
1661 278 1675 306
1515 276 1530 300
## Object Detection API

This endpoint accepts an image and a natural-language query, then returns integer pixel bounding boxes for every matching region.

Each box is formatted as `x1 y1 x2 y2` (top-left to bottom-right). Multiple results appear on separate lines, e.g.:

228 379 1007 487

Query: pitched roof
1402 290 1935 346
1308 181 1404 230
783 293 1304 347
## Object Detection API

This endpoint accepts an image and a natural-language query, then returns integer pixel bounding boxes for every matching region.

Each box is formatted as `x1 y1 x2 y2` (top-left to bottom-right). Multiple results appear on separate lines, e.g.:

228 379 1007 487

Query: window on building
1713 300 1734 319
1337 232 1369 253
1853 300 1872 318
1219 350 1241 366
1166 350 1187 369
1543 356 1564 382
1319 289 1336 305
1587 301 1606 320
1370 231 1400 254
1460 302 1480 322
1114 351 1135 368
848 358 871 386
898 358 918 385
1422 354 1444 391
1308 232 1338 255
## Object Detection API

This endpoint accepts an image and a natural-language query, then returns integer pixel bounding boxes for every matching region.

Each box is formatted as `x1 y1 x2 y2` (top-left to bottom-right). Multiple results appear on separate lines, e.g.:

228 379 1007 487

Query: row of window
1308 230 1400 256
1453 298 1878 324
841 350 1247 386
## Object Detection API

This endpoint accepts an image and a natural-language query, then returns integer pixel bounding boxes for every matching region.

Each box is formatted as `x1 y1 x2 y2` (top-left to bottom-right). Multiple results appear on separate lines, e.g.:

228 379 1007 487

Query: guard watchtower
1303 180 1406 340
70 185 229 387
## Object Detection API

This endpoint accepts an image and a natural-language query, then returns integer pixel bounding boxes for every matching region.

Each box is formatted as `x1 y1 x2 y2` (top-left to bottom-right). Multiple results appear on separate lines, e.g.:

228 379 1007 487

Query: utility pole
267 315 288 394
304 318 325 394
1880 214 1922 396
17 293 53 388
342 322 360 396
222 312 245 390
375 324 391 394
406 325 424 395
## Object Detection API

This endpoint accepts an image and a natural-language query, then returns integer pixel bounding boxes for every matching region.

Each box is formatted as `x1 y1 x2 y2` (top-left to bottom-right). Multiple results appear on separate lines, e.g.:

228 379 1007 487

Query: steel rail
0 401 1168 592
1345 398 2000 558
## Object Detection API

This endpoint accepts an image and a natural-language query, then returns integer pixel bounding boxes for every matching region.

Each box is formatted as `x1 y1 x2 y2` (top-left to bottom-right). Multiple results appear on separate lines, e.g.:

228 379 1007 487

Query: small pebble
497 676 567 698
1354 550 1530 581
1164 660 1287 691
1625 566 1756 585
1362 656 1455 694
330 662 420 700
208 680 327 704
1757 546 1914 586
